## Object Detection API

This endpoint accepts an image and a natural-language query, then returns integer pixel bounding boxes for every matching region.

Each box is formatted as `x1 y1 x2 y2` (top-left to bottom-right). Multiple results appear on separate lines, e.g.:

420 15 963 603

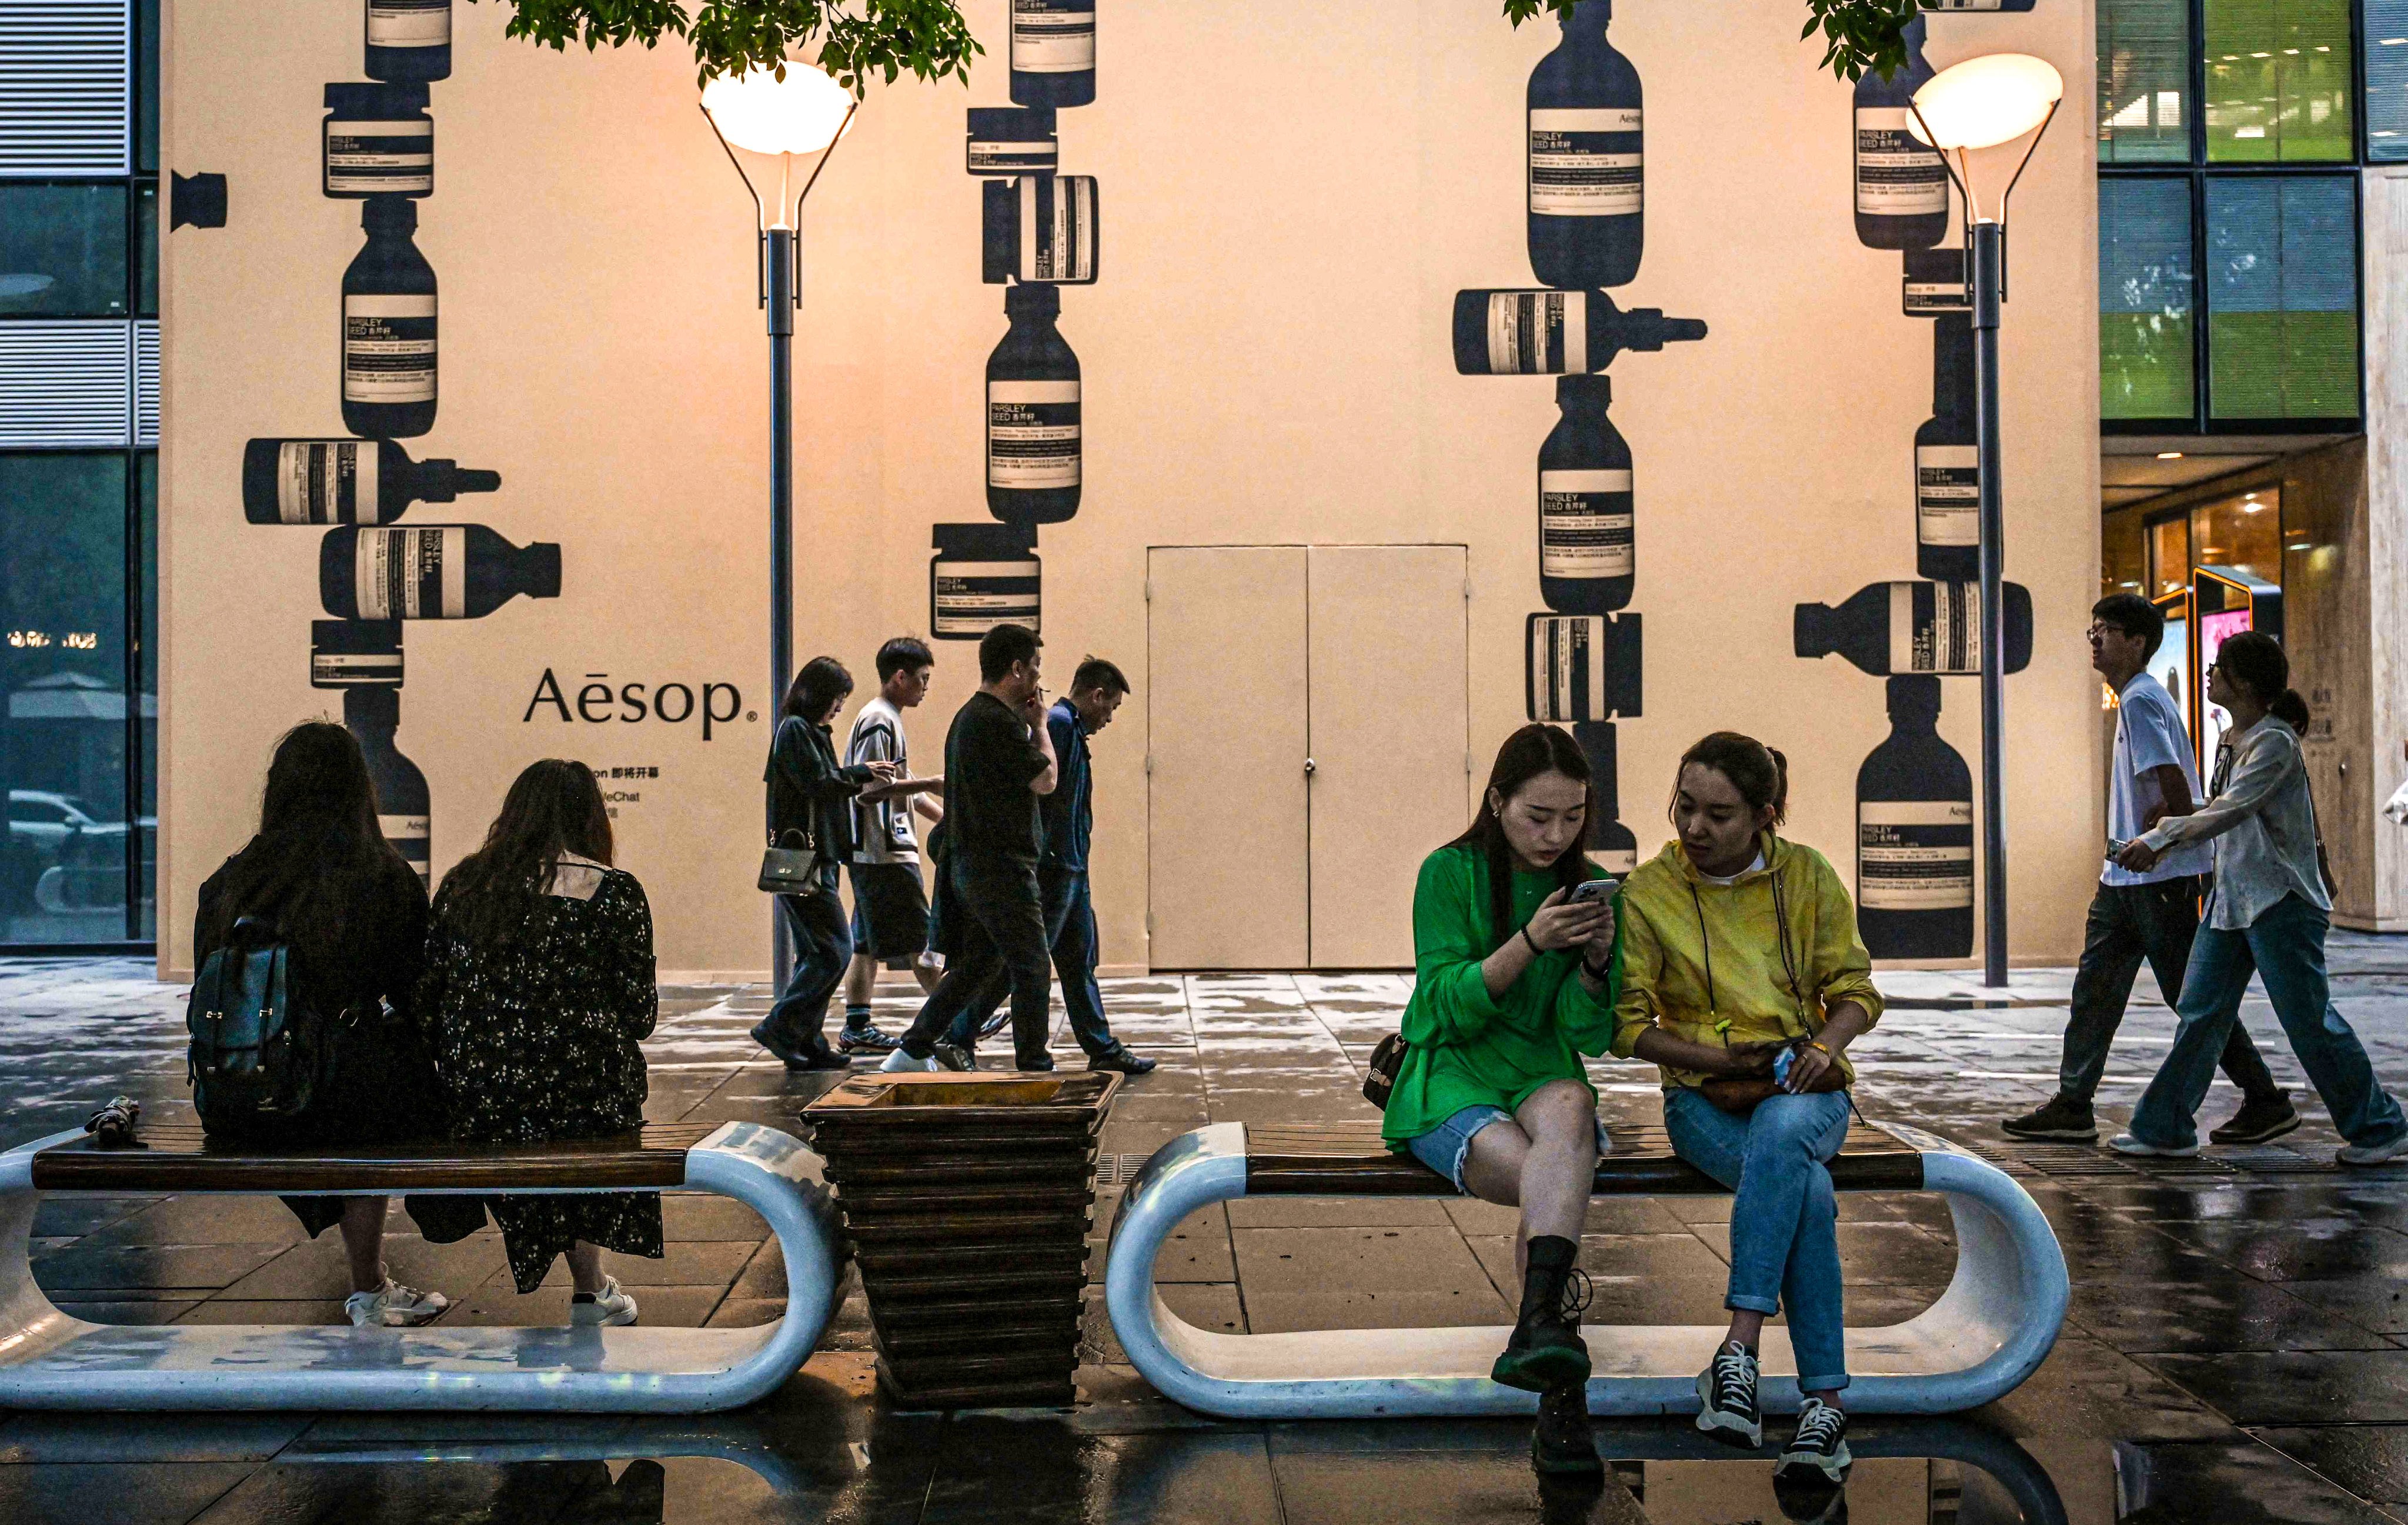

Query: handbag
1362 1031 1408 1109
1692 864 1847 1115
757 828 824 895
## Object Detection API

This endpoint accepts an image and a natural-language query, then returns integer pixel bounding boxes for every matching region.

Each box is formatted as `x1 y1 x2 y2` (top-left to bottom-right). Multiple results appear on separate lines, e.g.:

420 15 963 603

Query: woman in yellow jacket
1612 733 1882 1489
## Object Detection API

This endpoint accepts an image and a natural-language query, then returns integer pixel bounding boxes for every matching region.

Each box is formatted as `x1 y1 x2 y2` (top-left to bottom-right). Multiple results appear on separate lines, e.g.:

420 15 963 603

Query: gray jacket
2139 715 2328 930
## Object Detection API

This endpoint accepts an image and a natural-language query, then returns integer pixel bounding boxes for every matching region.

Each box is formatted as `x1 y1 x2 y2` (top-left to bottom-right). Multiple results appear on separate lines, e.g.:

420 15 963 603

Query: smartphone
2105 838 2129 861
1568 876 1619 905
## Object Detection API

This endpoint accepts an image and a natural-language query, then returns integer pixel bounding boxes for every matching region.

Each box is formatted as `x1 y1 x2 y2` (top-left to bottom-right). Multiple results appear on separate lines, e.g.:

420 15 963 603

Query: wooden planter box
801 1071 1122 1408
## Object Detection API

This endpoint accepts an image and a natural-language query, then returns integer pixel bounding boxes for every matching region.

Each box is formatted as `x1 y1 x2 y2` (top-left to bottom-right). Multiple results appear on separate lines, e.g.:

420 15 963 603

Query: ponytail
2216 631 2310 731
2270 688 2312 733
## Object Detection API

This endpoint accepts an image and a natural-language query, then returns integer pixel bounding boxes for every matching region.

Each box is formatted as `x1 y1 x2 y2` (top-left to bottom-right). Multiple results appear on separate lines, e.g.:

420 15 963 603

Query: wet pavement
8 943 2408 1522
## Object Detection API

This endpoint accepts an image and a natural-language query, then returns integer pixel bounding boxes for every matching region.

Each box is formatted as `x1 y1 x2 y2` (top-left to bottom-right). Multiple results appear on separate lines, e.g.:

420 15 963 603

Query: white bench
1103 1116 2067 1420
0 1119 840 1412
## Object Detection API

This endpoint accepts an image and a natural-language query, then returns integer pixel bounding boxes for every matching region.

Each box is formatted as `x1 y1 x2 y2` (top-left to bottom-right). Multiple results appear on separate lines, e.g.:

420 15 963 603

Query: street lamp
702 62 857 986
1909 53 2062 987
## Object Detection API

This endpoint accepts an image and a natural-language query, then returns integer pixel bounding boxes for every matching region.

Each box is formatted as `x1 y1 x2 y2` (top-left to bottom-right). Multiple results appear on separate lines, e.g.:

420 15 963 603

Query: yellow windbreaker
1610 832 1883 1089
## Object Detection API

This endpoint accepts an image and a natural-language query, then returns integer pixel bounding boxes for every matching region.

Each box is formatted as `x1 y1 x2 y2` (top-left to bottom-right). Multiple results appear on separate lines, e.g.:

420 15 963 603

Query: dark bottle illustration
931 523 1040 640
1452 289 1704 376
981 175 1100 285
341 196 436 439
310 617 403 689
1527 0 1642 289
1525 612 1642 723
345 684 431 887
1572 719 1639 876
323 83 432 199
320 524 562 620
1852 12 1946 252
1795 580 2033 676
365 0 452 83
1857 675 1973 958
967 106 1058 176
987 282 1081 525
1903 245 1969 316
1010 0 1096 109
169 171 229 229
244 437 499 525
1921 0 2036 9
1538 374 1632 615
1915 314 1979 580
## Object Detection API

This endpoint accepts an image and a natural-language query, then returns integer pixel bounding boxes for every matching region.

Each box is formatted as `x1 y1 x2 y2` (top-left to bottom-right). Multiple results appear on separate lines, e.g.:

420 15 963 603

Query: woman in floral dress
420 758 662 1325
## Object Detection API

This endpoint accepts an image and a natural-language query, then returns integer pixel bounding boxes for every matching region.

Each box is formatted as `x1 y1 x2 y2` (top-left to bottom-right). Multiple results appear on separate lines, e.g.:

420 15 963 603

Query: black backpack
186 917 333 1132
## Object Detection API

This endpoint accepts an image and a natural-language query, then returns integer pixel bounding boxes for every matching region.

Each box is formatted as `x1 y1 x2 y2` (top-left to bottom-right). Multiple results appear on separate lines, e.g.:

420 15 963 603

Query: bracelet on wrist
1521 925 1541 956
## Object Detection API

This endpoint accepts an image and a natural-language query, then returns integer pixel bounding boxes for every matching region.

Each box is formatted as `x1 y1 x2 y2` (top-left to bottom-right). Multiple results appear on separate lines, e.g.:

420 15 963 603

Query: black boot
1491 1235 1592 1392
1531 1382 1603 1476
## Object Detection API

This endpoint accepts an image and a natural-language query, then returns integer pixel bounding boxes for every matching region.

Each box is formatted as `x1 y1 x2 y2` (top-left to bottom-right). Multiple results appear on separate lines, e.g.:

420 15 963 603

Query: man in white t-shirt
2005 595 2295 1144
834 637 947 1051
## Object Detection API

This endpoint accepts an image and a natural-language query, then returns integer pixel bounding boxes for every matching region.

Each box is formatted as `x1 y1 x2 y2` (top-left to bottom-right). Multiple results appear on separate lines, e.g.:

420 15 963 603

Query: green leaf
475 0 982 92
1507 0 1919 85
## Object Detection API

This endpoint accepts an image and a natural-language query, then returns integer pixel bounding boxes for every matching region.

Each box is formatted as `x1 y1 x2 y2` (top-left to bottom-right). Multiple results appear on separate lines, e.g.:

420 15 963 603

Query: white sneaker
2339 1135 2408 1166
880 1048 939 1072
570 1274 639 1326
2108 1132 2199 1158
345 1278 449 1327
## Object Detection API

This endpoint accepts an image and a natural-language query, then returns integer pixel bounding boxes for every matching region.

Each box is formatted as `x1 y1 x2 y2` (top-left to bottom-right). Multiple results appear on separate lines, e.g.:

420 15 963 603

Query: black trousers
2059 877 2279 1106
899 855 1055 1069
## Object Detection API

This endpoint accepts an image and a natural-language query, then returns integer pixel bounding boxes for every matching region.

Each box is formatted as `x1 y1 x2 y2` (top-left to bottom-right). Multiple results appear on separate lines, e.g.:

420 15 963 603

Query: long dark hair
1447 724 1597 949
2216 631 2312 733
435 759 614 947
781 656 853 724
203 721 412 954
1671 731 1790 829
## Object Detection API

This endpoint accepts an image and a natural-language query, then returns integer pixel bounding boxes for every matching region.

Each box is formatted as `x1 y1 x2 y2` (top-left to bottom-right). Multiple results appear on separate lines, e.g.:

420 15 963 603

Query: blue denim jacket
1038 698 1091 872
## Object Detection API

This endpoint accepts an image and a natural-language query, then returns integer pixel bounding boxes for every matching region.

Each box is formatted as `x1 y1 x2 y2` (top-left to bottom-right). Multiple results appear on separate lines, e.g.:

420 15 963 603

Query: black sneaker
1088 1048 1158 1076
836 1022 902 1054
1776 1397 1852 1486
931 1041 977 1072
2210 1093 2302 1145
2001 1093 2096 1142
1695 1340 1761 1449
1529 1383 1602 1477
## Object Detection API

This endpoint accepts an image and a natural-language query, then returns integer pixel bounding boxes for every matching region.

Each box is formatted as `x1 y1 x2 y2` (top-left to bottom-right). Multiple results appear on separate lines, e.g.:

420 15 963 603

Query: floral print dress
419 854 664 1293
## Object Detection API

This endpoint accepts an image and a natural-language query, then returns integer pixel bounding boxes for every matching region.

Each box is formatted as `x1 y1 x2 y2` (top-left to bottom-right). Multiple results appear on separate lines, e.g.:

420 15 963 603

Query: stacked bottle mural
1456 0 1704 872
241 0 562 883
933 4 1100 640
1799 2 2036 958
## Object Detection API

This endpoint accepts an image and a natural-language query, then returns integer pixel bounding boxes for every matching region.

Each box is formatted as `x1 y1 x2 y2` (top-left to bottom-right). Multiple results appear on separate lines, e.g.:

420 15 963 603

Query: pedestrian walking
2111 632 2408 1165
2004 594 2294 1145
836 637 947 1052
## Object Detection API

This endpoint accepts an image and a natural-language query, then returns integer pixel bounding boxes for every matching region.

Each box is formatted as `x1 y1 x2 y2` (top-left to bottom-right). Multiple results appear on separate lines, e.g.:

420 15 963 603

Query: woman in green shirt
1381 724 1618 1474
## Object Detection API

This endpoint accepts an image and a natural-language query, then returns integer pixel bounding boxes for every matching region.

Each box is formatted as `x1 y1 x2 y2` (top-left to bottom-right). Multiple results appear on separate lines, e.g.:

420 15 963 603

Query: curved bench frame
1103 1121 2067 1421
0 1120 840 1412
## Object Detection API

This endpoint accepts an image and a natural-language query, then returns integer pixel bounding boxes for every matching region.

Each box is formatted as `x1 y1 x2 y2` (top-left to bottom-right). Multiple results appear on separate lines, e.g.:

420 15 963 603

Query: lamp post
702 63 857 987
1908 52 2062 988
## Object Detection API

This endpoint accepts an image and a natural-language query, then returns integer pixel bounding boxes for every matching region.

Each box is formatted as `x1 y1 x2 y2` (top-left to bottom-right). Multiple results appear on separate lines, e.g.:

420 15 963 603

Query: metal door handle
1303 758 1316 776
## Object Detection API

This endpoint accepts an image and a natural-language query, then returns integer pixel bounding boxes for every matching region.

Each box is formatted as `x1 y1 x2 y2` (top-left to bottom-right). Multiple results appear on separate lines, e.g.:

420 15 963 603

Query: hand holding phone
1567 876 1619 906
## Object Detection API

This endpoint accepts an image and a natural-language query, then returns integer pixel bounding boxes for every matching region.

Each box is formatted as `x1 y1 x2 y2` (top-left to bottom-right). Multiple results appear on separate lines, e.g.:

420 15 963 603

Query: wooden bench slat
28 1122 717 1193
1244 1117 1926 1195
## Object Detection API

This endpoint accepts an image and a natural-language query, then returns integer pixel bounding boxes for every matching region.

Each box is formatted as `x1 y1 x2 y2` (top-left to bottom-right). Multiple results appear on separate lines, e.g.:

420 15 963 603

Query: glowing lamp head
702 63 856 155
1908 53 2064 151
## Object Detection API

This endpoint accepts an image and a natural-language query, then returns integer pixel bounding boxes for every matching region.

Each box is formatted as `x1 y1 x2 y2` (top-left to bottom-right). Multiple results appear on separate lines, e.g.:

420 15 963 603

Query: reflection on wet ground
10 946 2408 1520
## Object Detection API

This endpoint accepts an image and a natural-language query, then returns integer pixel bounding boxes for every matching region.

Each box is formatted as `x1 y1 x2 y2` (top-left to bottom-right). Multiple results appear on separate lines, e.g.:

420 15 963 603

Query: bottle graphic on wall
345 685 430 887
310 618 403 689
1527 0 1642 289
244 438 499 524
1852 12 1947 251
319 525 562 620
341 196 436 439
1857 675 1973 958
1538 374 1632 615
322 83 432 198
1010 0 1095 108
981 175 1100 285
1525 612 1642 723
1915 313 1979 580
1572 720 1639 876
1902 245 1968 317
365 0 452 83
987 282 1081 526
930 522 1042 640
967 106 1058 176
1794 580 2033 675
1452 289 1705 376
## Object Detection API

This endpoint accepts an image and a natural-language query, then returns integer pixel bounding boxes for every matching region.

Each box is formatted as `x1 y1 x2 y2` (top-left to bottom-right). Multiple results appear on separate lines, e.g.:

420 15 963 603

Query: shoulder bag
759 718 824 895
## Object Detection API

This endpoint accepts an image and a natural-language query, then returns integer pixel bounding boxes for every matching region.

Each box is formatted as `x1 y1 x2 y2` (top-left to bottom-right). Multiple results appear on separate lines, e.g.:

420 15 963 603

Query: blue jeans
762 867 851 1055
946 862 1123 1059
2128 893 2408 1151
1664 1086 1853 1394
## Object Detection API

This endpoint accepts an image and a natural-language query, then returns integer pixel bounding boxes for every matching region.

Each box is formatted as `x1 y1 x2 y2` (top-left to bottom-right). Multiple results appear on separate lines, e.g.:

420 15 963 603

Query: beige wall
162 0 2103 978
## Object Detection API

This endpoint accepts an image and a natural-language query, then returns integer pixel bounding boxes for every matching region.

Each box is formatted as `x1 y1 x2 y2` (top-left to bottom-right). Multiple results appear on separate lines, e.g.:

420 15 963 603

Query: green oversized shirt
1379 844 1622 1148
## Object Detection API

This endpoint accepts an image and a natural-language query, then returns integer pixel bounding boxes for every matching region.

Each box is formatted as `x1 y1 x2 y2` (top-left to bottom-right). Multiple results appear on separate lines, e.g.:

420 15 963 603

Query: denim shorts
1404 1103 1611 1195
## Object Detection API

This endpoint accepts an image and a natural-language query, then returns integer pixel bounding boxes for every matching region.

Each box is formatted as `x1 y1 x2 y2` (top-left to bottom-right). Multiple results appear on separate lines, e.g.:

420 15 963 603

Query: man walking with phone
836 637 947 1052
2002 594 2296 1144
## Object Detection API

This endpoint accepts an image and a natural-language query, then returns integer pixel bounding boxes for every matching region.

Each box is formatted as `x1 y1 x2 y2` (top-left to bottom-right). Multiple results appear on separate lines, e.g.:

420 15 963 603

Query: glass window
2206 176 2360 418
2101 178 2196 419
138 182 156 317
2203 0 2354 161
2373 4 2408 158
137 0 159 176
2149 512 2192 598
2191 485 2283 580
2099 0 2191 162
0 453 130 944
0 184 131 317
2104 508 2149 596
135 450 155 939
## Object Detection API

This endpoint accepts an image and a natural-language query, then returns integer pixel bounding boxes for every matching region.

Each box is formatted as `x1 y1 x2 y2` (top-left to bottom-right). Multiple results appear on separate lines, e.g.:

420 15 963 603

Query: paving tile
435 1282 729 1329
2119 1437 2400 1523
31 1242 291 1295
1966 1334 2236 1443
2151 1219 2408 1284
658 1194 772 1240
183 1457 655 1525
75 1193 310 1249
2069 1274 2398 1354
2142 1349 2408 1425
173 1299 351 1326
50 1299 199 1325
1152 1206 1235 1283
0 1413 309 1464
486 1239 757 1290
1235 1225 1509 1332
0 1462 257 1525
214 1232 505 1302
1271 1441 1648 1524
2252 1424 2408 1505
29 1195 162 1239
1224 1196 1453 1229
2282 1277 2408 1335
923 1417 1283 1525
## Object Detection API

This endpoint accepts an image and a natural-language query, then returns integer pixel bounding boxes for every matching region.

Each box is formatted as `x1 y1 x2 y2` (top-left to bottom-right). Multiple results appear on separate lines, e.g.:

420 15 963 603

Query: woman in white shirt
2110 632 2408 1164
